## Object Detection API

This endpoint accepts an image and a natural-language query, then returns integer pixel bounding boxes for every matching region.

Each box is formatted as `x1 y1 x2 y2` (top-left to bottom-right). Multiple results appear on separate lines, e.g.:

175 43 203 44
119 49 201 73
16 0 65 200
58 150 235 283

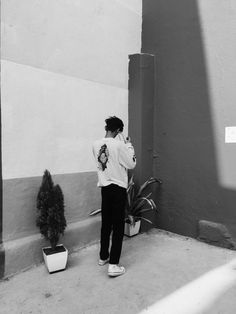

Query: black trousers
100 184 126 264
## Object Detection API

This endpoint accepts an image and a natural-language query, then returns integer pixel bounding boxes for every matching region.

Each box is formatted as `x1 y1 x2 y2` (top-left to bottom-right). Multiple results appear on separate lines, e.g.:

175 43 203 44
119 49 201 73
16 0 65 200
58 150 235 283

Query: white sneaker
98 258 109 266
108 264 126 277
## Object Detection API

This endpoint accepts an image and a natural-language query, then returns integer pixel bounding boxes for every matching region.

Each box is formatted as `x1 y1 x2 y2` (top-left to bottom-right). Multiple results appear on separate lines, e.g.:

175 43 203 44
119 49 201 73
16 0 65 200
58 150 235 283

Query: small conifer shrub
36 170 67 251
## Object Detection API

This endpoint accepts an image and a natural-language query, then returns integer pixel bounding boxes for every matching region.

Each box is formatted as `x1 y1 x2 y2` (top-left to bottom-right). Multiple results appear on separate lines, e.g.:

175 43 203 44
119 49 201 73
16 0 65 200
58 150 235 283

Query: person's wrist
126 136 131 143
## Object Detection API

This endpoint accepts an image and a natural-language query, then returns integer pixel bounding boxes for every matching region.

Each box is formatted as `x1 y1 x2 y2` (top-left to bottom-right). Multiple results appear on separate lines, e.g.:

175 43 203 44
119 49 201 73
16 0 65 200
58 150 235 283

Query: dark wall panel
0 61 5 278
128 53 155 185
142 0 236 239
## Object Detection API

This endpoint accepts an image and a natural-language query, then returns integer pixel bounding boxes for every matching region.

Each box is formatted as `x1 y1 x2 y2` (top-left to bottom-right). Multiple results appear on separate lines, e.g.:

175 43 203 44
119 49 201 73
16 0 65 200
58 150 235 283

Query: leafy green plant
126 176 162 226
36 170 67 251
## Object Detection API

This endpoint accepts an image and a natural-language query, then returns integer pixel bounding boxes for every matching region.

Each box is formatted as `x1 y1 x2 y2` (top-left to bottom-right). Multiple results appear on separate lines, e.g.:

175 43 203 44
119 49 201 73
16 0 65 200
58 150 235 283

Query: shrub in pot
36 170 67 273
124 176 162 237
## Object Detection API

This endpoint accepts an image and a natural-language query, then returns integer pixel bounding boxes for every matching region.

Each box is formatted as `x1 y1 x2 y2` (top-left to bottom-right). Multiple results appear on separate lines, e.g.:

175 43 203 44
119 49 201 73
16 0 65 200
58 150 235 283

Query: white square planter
124 220 141 237
42 245 68 273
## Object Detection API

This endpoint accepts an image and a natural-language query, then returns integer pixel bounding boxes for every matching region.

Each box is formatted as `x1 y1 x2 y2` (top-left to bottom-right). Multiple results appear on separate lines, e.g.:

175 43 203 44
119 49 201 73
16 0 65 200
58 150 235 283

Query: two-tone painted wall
142 0 236 243
1 0 142 277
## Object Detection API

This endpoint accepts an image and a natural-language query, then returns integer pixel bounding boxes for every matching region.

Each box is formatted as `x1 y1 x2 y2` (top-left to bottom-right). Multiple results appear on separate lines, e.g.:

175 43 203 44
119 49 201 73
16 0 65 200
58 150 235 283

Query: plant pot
124 220 141 237
42 244 68 273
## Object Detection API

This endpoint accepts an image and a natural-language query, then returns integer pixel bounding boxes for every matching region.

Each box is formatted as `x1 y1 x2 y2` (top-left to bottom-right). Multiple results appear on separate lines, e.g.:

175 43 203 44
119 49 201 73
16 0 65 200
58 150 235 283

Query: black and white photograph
0 0 236 313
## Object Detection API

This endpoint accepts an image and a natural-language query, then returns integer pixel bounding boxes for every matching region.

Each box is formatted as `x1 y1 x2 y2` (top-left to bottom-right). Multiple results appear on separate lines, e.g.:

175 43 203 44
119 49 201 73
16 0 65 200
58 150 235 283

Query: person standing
92 116 136 277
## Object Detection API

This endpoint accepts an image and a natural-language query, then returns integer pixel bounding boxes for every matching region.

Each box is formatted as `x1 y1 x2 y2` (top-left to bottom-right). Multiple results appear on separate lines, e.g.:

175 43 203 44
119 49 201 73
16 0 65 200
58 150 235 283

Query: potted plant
36 170 67 273
124 176 162 237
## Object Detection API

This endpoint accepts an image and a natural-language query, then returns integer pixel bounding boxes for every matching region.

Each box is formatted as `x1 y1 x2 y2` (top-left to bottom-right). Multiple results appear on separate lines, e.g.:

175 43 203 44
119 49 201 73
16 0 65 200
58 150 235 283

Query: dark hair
105 116 124 132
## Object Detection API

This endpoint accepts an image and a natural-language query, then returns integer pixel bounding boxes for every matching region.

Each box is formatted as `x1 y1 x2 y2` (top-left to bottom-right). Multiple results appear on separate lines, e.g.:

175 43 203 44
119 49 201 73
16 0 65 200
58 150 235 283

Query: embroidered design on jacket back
97 144 109 171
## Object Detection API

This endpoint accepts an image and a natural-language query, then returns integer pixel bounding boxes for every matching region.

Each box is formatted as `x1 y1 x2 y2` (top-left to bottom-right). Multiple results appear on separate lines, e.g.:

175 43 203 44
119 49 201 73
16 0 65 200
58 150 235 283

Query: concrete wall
1 0 142 180
1 0 142 277
128 53 155 185
142 0 236 241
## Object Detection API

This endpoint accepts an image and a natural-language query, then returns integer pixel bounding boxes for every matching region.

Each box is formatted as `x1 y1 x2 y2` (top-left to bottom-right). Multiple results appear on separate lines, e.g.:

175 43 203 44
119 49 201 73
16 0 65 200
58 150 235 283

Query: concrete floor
0 229 236 314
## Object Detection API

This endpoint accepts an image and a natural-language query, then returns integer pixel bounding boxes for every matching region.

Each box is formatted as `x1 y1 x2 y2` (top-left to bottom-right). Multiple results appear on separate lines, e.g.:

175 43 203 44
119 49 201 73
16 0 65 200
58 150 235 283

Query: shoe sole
108 270 125 277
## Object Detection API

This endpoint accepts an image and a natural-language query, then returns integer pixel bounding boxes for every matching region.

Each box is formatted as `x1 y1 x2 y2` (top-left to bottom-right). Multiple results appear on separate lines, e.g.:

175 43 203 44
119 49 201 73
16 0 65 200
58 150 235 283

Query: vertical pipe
128 53 155 185
0 52 5 279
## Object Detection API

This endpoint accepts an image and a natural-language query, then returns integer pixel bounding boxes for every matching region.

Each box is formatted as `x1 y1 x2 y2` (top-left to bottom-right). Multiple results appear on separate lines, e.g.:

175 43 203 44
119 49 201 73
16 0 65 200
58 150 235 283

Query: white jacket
92 137 136 188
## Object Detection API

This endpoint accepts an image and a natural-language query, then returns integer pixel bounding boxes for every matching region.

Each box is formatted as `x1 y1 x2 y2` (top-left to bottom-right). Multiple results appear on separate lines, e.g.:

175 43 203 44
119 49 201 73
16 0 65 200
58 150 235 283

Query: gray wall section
1 171 101 278
141 0 236 239
0 247 4 279
128 53 155 186
0 57 5 278
3 171 100 242
0 114 1 244
128 53 160 232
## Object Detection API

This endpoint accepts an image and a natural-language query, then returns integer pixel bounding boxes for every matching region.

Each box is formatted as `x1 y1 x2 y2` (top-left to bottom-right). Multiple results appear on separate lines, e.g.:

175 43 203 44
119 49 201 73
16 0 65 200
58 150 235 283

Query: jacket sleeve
92 144 98 164
119 142 136 169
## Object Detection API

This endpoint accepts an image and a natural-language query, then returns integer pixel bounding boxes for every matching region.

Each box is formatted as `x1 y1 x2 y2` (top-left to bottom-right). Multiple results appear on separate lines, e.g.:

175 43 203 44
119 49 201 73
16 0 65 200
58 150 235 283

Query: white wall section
1 0 142 179
2 60 129 178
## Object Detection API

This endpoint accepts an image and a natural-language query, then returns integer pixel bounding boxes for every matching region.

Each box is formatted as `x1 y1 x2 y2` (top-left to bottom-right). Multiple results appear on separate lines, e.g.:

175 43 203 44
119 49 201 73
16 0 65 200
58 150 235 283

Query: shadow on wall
141 0 236 242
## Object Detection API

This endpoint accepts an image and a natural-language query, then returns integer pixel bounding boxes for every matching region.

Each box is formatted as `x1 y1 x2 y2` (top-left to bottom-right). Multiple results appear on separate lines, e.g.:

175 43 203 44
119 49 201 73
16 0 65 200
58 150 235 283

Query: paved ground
0 229 236 314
